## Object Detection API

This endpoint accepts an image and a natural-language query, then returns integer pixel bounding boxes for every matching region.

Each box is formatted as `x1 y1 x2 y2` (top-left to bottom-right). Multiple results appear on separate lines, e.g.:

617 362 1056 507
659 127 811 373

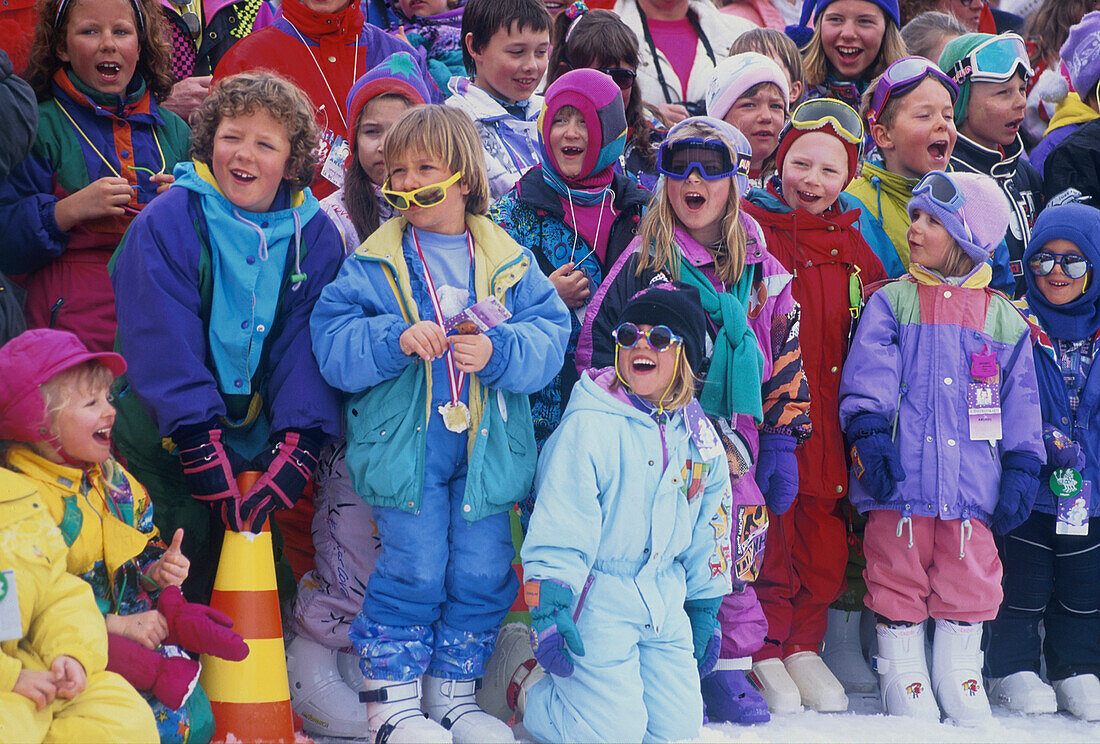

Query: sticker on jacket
709 493 733 579
680 459 711 503
734 505 768 584
0 570 22 641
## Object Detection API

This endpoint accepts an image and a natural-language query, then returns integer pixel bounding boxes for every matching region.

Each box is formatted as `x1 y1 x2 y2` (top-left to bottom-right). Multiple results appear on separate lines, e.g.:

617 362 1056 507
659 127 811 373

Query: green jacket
845 160 918 272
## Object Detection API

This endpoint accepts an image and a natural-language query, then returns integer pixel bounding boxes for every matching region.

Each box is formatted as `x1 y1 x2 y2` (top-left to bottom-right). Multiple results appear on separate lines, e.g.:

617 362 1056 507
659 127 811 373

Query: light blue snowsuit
521 368 734 742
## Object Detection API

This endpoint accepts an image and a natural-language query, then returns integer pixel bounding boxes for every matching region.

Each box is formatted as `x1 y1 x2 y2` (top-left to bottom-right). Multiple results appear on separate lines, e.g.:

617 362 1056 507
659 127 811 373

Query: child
785 0 908 112
0 329 250 744
0 468 158 743
1042 12 1100 202
0 0 189 353
985 203 1100 722
705 52 790 188
447 0 551 201
383 0 466 95
847 56 960 276
110 72 344 603
580 116 811 726
490 68 650 457
310 104 570 744
741 97 889 713
939 32 1042 298
517 283 735 742
321 52 432 250
839 171 1044 724
899 11 967 63
730 27 808 108
545 4 661 191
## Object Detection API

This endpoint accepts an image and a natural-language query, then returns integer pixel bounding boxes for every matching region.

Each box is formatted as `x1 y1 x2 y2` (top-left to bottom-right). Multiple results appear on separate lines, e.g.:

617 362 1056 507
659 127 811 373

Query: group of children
3 0 1100 742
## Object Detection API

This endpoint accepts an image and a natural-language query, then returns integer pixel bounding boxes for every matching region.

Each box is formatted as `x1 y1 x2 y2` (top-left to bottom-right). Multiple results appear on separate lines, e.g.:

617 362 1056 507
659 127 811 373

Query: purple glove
175 428 244 528
993 451 1042 536
847 413 905 503
237 430 320 532
527 580 585 677
1043 424 1083 470
754 433 799 515
158 585 249 661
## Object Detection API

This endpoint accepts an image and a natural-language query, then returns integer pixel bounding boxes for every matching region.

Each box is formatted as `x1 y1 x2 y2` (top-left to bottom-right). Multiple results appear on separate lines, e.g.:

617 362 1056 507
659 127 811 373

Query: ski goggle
912 171 974 243
613 322 681 351
1028 252 1092 279
382 171 463 210
866 57 959 127
657 137 747 181
950 33 1032 84
787 98 864 145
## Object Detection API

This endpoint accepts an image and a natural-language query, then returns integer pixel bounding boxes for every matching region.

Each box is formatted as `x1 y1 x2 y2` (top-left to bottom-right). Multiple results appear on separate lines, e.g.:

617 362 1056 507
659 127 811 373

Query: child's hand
549 262 591 309
146 528 189 587
151 172 175 194
107 610 169 649
13 669 57 711
50 655 87 699
448 333 493 373
54 177 134 231
400 321 448 360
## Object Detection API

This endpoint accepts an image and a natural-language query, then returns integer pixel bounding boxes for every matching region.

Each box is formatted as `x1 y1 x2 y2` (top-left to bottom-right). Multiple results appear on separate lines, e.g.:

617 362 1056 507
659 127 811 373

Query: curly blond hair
189 72 320 191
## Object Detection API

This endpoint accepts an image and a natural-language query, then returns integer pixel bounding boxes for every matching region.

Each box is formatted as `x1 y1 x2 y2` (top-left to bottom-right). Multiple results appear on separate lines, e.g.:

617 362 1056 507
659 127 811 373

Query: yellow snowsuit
0 468 158 743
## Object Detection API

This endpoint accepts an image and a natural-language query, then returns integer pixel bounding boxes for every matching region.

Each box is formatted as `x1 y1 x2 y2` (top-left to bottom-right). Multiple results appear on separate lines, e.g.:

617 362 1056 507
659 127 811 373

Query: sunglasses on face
1028 252 1092 279
597 67 637 91
613 322 681 352
382 171 463 210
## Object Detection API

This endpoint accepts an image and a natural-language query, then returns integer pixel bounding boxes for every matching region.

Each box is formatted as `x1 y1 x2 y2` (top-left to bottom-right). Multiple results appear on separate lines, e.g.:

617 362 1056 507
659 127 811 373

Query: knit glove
847 413 905 503
754 433 799 515
993 451 1042 536
175 428 244 528
157 585 249 661
684 596 722 676
526 580 585 677
107 633 200 711
237 430 321 532
1042 424 1083 470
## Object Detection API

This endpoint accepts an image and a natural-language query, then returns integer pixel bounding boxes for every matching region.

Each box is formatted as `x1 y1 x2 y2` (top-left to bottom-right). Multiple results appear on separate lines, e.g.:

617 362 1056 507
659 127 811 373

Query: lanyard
284 19 357 132
635 3 715 106
55 99 166 182
411 227 476 407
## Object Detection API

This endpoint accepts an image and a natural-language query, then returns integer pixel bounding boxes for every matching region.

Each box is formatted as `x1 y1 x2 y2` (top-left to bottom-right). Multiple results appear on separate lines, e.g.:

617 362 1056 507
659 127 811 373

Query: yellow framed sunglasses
381 171 464 210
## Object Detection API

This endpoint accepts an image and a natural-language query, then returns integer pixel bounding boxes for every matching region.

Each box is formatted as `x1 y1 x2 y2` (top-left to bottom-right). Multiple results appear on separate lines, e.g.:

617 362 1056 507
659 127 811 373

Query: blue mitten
684 597 723 676
993 451 1042 536
846 412 905 502
526 580 585 677
1042 424 1083 470
755 433 799 515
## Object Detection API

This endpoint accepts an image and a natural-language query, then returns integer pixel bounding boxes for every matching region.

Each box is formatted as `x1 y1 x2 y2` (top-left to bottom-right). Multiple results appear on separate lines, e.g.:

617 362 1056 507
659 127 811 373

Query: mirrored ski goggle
950 33 1032 84
1028 252 1092 279
866 56 958 127
788 98 864 145
613 322 681 351
657 137 746 181
382 171 463 210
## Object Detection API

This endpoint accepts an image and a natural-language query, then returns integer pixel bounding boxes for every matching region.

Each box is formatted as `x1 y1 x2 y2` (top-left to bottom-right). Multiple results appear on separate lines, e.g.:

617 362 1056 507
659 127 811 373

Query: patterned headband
56 0 146 34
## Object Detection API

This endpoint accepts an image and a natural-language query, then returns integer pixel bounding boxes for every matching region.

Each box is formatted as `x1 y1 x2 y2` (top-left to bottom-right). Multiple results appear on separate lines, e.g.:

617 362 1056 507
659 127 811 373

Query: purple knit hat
907 171 1010 264
538 68 627 181
1060 11 1100 100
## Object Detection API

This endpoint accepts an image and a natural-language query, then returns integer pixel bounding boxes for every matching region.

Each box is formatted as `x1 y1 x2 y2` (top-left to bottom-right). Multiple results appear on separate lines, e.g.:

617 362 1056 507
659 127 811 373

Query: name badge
967 382 1002 443
320 135 349 189
0 570 23 641
1054 471 1090 536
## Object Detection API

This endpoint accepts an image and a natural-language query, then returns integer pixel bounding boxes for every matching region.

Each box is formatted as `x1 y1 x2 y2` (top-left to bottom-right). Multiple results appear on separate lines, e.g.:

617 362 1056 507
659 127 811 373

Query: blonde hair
802 14 909 87
938 242 975 278
383 105 490 215
612 350 698 411
39 362 116 422
635 122 747 285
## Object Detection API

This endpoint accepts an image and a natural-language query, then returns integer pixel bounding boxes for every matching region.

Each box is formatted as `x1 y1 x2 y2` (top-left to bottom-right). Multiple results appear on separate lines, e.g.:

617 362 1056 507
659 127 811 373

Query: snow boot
422 675 515 743
748 657 802 713
784 650 849 712
872 622 940 719
987 671 1057 715
822 608 878 694
477 622 539 723
286 635 370 738
362 677 452 743
1053 674 1100 721
338 648 368 693
700 661 771 723
931 619 991 726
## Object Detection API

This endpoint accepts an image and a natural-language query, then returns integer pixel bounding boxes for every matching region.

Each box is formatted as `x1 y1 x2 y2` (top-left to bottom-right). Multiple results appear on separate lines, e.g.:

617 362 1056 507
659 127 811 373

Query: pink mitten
107 633 199 710
158 585 249 661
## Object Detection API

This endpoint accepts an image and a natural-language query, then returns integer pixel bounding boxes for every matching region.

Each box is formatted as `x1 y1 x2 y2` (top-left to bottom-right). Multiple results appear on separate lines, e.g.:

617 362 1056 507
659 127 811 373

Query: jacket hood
747 179 863 221
860 160 920 203
172 160 311 214
0 468 37 508
1046 92 1100 135
567 368 679 428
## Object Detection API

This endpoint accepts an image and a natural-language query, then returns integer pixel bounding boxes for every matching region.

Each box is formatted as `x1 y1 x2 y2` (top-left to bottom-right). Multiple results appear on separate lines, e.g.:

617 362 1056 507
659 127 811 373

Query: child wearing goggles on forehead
839 170 1045 724
311 104 570 744
939 32 1042 298
986 203 1100 721
847 56 960 277
740 96 889 714
580 116 811 726
518 282 735 742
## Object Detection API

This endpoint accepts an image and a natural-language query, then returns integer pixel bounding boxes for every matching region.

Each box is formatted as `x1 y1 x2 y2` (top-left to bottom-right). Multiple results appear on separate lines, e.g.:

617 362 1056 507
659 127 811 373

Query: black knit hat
618 282 707 371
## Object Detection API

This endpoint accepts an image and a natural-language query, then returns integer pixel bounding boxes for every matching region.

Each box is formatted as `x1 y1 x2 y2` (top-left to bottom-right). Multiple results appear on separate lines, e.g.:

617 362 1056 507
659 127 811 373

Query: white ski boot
931 619 992 726
478 622 539 723
285 635 371 738
822 608 878 694
422 675 516 743
749 657 803 713
872 622 940 719
987 671 1057 715
785 650 849 711
362 677 453 743
1053 673 1100 721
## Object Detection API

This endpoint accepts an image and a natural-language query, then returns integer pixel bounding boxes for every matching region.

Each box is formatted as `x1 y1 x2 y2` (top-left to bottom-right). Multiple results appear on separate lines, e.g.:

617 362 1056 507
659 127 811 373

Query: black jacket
1044 117 1100 210
0 49 35 179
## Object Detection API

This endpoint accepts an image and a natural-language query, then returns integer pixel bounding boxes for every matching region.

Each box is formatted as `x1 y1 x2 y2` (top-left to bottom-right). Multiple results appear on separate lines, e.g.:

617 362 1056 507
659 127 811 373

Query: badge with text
734 505 768 584
967 382 1002 443
970 348 999 380
444 296 511 335
1056 477 1090 536
320 134 349 189
0 570 23 642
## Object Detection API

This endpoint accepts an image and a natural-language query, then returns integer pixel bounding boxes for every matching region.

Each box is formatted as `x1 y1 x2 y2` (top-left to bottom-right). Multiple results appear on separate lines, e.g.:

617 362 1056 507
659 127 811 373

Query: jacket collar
1046 93 1100 135
54 69 160 124
515 166 650 216
446 77 541 122
7 445 95 494
860 160 920 202
951 132 1023 180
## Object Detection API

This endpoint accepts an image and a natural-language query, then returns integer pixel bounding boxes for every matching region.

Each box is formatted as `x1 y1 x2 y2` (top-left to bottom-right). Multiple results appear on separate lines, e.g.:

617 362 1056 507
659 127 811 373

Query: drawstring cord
567 185 613 268
959 517 972 559
234 209 269 260
233 209 307 290
895 512 914 549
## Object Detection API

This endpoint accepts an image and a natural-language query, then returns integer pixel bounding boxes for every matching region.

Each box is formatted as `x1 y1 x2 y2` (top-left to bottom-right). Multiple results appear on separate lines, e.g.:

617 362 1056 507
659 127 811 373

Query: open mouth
836 46 863 63
1006 118 1023 133
796 190 821 205
96 62 121 81
928 141 948 160
544 0 564 8
683 192 707 210
230 169 257 184
560 146 584 158
514 78 537 91
631 357 657 372
93 427 111 444
1045 278 1072 288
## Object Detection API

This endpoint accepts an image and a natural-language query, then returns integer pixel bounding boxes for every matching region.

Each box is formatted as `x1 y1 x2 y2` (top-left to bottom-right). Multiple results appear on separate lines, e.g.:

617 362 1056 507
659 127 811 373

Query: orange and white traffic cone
200 472 300 743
